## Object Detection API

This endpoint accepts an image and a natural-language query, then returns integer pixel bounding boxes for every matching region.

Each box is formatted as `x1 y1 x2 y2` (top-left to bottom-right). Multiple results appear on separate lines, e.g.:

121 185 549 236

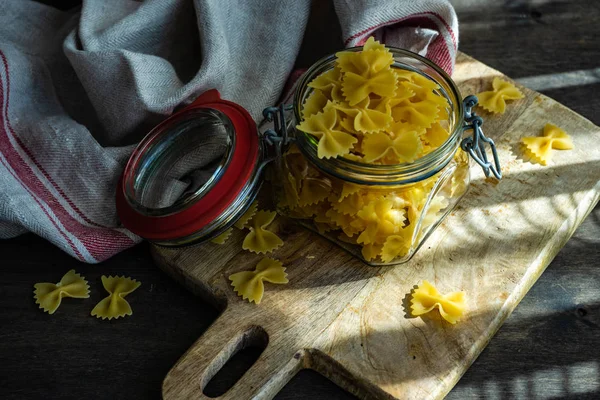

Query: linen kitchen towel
0 0 458 262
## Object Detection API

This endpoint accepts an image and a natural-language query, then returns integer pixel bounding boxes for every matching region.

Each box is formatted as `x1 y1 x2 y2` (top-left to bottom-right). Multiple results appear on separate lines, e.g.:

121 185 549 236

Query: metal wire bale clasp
262 104 293 146
461 95 502 179
260 104 293 165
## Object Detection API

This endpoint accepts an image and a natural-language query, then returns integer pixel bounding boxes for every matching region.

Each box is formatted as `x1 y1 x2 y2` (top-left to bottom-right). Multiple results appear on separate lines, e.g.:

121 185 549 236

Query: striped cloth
0 0 458 263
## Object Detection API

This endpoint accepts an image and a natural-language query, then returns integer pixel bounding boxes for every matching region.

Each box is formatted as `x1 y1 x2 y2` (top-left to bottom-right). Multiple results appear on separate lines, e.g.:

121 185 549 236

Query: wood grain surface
1 1 599 399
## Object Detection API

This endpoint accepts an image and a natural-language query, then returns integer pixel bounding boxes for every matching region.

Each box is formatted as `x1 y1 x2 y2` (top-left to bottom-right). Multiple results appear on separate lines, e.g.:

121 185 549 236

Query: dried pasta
477 77 524 114
297 37 451 164
521 123 573 165
242 210 284 254
34 270 90 314
211 228 233 245
91 275 141 320
410 280 466 324
229 257 288 304
296 103 357 159
234 201 258 229
362 130 422 164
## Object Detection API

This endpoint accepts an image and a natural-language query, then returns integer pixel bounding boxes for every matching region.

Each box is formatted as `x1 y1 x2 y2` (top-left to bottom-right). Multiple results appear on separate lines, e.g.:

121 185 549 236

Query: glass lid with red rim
116 90 264 246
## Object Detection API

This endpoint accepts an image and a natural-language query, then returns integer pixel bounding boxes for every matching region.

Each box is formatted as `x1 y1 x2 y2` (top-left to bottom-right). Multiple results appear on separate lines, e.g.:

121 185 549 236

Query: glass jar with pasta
271 38 499 265
116 38 499 266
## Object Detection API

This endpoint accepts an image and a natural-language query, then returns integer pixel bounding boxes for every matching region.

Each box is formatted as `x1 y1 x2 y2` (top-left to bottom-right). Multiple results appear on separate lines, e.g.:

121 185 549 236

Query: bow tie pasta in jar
272 38 496 265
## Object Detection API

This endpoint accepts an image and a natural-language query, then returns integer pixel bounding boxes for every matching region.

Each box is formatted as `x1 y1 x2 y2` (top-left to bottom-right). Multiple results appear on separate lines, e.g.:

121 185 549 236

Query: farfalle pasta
211 228 233 245
234 201 258 229
477 77 524 114
296 37 450 165
410 280 466 324
34 270 90 314
229 257 289 304
297 102 357 159
91 275 141 320
521 123 573 165
242 210 284 254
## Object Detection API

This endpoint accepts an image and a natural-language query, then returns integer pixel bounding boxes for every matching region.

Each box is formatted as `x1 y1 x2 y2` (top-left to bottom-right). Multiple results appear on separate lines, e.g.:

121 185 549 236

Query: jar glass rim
292 46 465 185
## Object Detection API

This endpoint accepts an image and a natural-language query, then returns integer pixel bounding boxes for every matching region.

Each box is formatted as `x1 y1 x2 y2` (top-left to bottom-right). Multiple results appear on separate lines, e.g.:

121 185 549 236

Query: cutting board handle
162 311 304 399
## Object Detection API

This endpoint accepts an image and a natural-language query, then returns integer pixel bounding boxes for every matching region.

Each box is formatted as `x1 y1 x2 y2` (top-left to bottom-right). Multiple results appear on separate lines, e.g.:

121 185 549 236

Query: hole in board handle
202 326 269 398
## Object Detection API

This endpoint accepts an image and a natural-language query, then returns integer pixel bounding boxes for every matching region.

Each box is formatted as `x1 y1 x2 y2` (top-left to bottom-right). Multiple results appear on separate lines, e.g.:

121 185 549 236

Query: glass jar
273 48 473 265
116 47 499 265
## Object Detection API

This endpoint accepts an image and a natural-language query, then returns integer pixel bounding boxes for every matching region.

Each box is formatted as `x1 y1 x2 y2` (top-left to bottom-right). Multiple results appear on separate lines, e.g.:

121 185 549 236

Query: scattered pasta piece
211 228 233 245
91 275 141 320
229 258 288 304
477 77 524 114
234 201 258 229
410 280 466 324
521 123 573 165
34 270 90 314
242 210 284 254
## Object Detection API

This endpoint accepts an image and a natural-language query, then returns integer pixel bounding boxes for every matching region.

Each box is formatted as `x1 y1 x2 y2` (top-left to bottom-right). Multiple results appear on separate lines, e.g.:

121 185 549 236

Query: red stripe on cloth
0 156 85 260
345 11 457 50
0 80 85 260
13 137 109 228
281 68 307 103
353 15 454 75
0 50 135 261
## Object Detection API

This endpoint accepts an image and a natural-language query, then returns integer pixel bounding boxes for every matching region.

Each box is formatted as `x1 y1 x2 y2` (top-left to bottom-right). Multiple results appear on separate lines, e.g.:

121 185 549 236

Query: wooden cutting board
153 53 600 400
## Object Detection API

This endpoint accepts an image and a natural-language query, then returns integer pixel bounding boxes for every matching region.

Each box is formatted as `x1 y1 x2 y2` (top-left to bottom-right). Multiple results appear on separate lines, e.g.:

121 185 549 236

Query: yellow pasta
421 196 450 229
361 243 383 262
410 280 466 324
303 89 329 119
34 270 90 314
423 122 450 148
331 192 365 215
307 67 344 102
229 257 288 304
211 228 233 245
356 198 405 244
381 226 414 262
234 200 258 229
342 69 397 106
298 176 332 206
362 130 422 164
336 37 394 78
91 275 141 320
390 99 439 129
296 102 357 159
242 210 284 254
278 172 300 209
477 77 524 114
333 99 392 134
339 182 361 201
521 123 573 165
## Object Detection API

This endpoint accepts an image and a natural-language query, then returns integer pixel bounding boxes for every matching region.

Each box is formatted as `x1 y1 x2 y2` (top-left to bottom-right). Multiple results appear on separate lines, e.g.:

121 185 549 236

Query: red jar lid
116 89 260 242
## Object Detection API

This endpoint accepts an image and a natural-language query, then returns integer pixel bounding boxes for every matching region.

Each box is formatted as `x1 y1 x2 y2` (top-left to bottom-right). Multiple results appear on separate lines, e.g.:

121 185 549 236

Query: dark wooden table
2 1 599 399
